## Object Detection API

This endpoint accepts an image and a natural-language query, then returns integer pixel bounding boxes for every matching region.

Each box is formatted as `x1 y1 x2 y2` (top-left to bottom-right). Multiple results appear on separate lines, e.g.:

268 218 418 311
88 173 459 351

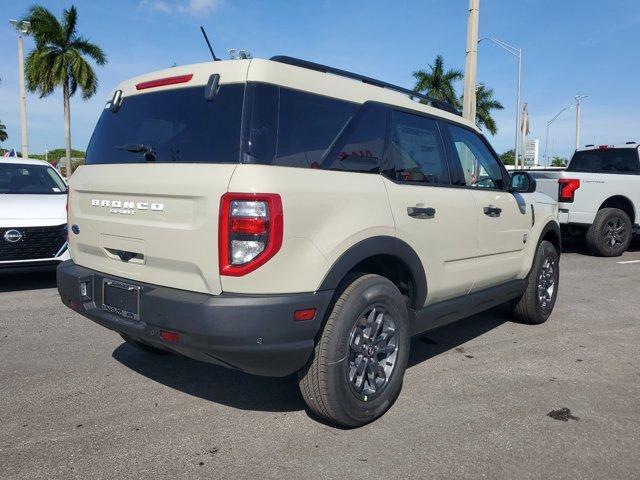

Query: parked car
530 143 639 256
57 56 560 427
0 158 69 272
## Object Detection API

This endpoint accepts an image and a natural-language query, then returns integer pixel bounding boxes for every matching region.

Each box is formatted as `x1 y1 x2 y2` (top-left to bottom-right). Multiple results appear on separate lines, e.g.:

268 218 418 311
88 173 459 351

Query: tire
298 274 410 427
586 208 632 257
512 240 559 325
120 333 171 355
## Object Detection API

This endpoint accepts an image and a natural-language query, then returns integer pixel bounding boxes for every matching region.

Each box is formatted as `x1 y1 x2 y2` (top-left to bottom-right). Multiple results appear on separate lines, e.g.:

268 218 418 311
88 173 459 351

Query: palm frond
70 36 107 65
62 5 78 44
23 5 64 47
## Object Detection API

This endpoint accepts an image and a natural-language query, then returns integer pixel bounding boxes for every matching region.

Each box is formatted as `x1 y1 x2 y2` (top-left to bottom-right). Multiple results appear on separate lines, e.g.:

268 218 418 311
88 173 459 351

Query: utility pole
574 95 588 149
9 19 30 159
544 105 574 166
462 0 479 124
478 37 522 169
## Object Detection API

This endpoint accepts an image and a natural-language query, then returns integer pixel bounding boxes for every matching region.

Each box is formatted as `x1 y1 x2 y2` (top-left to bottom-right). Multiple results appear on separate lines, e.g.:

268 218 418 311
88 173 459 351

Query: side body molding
318 236 428 309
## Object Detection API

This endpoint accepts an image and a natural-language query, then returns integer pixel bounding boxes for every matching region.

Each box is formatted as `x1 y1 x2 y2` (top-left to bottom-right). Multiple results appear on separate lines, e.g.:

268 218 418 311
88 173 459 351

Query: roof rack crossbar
269 55 461 116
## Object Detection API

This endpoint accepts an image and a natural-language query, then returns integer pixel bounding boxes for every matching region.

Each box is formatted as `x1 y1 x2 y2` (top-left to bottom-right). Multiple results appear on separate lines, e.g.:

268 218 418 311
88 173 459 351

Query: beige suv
57 56 560 427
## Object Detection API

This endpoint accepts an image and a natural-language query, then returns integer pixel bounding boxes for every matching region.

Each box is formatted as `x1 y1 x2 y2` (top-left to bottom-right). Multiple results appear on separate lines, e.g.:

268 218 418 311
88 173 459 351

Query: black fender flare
318 236 427 308
538 220 562 254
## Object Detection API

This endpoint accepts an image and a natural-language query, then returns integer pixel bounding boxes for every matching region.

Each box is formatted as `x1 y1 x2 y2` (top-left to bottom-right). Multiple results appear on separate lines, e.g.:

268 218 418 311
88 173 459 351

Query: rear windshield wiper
116 143 156 161
116 143 153 153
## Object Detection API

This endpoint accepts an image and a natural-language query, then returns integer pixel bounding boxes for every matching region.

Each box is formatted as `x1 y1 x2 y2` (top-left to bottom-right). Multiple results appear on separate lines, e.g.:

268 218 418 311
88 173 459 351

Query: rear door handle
407 206 436 219
483 206 502 217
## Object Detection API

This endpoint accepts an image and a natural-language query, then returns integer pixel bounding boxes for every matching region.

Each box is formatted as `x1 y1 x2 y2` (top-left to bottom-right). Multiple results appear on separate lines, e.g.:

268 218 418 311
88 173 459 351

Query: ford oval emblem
3 229 22 243
71 224 80 235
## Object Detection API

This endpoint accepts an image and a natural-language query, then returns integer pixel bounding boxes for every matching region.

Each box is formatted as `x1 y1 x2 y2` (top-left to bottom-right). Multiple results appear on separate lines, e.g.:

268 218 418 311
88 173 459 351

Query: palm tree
0 121 7 142
474 85 504 136
23 5 106 176
412 55 463 107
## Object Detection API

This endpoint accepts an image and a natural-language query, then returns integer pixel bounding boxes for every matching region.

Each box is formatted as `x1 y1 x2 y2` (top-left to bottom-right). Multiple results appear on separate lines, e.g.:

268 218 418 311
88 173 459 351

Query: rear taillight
558 178 580 203
219 193 283 276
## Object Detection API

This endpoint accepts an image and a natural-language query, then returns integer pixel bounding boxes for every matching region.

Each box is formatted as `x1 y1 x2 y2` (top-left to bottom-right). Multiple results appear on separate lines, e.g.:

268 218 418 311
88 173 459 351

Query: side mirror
510 171 537 193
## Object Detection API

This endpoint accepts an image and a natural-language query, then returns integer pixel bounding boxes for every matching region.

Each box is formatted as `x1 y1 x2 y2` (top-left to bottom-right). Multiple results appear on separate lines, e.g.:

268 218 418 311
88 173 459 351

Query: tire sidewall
589 208 632 257
326 276 410 426
530 241 560 323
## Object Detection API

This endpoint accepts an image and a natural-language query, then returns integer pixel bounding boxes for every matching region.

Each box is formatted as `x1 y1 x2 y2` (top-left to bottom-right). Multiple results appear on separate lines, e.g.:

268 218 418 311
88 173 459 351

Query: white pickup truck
530 143 640 256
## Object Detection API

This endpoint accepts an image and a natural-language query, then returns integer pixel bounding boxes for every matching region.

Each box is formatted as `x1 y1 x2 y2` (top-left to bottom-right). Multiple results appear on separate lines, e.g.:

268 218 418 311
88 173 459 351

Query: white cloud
141 0 221 16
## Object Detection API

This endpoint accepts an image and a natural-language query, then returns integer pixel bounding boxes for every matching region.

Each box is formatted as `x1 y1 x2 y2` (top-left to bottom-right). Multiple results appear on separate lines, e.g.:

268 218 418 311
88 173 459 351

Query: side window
321 104 386 173
447 123 505 190
388 111 450 185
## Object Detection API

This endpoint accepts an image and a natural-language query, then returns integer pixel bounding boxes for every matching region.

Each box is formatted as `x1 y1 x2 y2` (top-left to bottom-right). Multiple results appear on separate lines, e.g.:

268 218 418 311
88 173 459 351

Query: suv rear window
567 148 640 173
86 84 244 164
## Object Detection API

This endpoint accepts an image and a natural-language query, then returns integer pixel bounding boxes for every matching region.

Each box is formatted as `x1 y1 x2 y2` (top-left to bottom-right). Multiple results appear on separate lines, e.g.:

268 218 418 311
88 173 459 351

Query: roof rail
269 55 461 116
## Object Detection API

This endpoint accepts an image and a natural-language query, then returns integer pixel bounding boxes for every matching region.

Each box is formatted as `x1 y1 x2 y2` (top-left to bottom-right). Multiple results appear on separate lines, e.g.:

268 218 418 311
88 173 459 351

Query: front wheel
586 208 632 257
512 240 560 325
298 274 410 427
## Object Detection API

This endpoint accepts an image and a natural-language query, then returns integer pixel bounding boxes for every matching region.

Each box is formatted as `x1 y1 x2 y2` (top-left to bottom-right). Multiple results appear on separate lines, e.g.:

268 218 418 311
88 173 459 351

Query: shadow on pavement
112 342 306 413
112 305 512 415
0 269 58 293
408 305 511 368
561 235 640 255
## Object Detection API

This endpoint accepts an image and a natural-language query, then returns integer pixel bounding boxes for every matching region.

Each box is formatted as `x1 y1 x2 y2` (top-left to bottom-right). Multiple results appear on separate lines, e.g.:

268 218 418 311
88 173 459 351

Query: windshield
0 163 67 194
567 148 640 173
85 84 244 164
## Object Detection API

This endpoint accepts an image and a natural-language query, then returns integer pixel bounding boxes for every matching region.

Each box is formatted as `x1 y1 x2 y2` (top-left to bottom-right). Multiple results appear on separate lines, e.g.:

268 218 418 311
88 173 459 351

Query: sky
1 0 639 163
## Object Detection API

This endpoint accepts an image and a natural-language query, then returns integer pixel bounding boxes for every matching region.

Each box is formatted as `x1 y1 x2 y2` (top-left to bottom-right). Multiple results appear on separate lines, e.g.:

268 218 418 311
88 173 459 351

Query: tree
0 121 7 142
23 5 106 176
551 156 567 167
474 85 504 136
499 149 515 166
460 85 504 136
412 55 463 107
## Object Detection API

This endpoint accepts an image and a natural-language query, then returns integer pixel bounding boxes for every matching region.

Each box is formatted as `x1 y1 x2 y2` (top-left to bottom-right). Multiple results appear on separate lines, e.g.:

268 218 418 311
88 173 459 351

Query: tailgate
68 164 236 295
528 170 564 201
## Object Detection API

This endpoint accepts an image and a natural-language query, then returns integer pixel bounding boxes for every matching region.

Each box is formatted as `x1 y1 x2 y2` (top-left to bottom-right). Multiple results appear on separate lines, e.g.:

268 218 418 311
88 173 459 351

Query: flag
521 103 530 137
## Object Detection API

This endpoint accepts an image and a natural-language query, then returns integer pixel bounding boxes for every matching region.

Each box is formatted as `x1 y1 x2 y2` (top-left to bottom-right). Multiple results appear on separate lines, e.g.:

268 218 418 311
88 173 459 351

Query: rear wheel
120 333 171 355
298 274 410 427
586 208 632 257
512 240 559 325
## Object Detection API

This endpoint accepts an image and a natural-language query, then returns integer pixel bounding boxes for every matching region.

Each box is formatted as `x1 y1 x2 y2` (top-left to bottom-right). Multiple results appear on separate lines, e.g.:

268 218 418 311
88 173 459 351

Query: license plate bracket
102 279 141 321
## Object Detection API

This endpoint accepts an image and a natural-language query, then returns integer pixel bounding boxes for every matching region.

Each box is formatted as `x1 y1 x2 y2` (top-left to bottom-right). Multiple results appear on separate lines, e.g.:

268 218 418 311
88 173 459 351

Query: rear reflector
294 308 317 322
136 74 193 90
231 217 267 235
160 330 180 342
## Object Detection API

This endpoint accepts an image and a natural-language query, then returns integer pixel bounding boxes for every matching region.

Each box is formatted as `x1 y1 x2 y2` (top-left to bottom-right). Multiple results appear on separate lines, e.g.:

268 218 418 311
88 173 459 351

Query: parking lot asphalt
1 238 639 480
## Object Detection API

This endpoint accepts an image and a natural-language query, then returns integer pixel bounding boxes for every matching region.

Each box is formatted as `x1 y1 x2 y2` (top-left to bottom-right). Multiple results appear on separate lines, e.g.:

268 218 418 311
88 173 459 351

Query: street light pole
9 19 31 159
544 105 574 166
478 37 522 169
462 0 480 124
574 95 588 149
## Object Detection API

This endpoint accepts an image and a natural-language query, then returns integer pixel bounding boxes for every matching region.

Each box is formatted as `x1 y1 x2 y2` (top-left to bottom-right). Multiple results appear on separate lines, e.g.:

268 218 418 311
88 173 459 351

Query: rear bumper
57 260 333 377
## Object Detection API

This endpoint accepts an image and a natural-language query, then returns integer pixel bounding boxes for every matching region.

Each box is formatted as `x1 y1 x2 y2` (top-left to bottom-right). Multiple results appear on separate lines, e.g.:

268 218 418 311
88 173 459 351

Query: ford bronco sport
57 56 561 427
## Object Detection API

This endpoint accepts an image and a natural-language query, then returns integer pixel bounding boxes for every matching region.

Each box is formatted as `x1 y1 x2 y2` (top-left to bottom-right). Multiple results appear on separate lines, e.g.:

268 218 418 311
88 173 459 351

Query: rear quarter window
243 83 358 168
